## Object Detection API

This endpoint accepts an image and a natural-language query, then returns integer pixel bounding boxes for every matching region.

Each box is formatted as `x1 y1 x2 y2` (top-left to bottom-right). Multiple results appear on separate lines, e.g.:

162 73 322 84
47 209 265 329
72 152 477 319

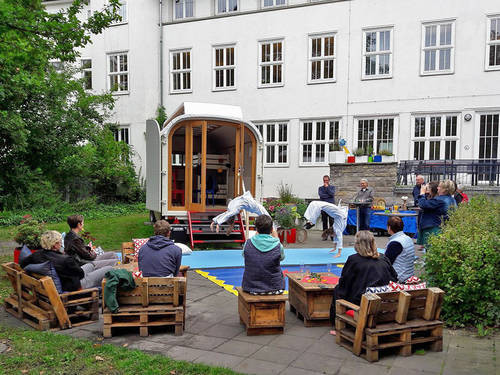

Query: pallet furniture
2 262 99 331
236 287 287 335
287 272 337 326
102 276 187 337
335 288 445 362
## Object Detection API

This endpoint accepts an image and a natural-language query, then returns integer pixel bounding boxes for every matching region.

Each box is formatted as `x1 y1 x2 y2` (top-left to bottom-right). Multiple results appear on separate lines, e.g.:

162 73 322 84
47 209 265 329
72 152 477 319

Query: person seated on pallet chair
138 220 182 277
241 215 285 295
302 200 348 259
21 230 114 291
64 214 118 267
329 230 398 335
210 190 271 235
385 216 415 283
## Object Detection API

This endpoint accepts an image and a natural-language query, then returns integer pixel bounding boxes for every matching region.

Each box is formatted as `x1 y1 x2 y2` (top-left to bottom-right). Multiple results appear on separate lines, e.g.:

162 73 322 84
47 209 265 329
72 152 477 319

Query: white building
44 0 500 198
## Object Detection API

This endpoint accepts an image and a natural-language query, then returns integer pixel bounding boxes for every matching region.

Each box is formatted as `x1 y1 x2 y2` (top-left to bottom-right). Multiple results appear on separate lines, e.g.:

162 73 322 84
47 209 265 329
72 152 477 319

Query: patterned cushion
365 285 391 293
404 276 422 285
389 280 427 291
132 238 149 257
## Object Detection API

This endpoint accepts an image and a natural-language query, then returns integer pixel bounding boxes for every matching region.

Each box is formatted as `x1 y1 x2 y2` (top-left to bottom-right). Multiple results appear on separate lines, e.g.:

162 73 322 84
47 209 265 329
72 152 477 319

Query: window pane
316 122 326 140
429 141 440 160
414 141 425 160
329 121 339 140
215 49 223 67
273 42 282 61
264 0 273 6
366 32 376 52
215 70 223 87
430 117 441 136
379 54 390 74
312 38 321 57
81 59 91 69
415 117 425 137
218 0 226 12
325 36 334 56
439 48 451 70
445 116 457 136
229 0 237 11
175 0 183 18
109 55 118 72
183 52 190 69
365 56 376 75
266 124 275 142
380 31 390 51
120 54 127 72
278 145 287 163
311 61 321 80
185 0 194 17
262 44 270 62
227 47 234 65
425 50 436 71
302 144 312 163
445 140 456 159
278 124 287 142
303 123 312 141
226 68 234 86
324 59 334 79
173 53 180 70
316 144 325 162
440 24 452 46
261 66 270 84
425 25 437 47
273 64 282 83
266 145 275 163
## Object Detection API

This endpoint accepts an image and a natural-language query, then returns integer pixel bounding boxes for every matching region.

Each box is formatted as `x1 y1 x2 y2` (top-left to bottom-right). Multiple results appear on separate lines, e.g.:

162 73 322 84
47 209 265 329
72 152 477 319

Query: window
255 122 288 166
262 0 286 7
49 60 64 73
479 114 499 160
108 53 129 93
308 33 336 83
362 27 393 79
216 0 237 14
300 120 340 165
113 127 130 144
486 16 500 70
170 49 191 93
421 20 455 74
357 118 394 154
259 40 284 87
213 45 235 90
81 59 92 90
174 0 194 19
411 114 459 160
111 1 127 24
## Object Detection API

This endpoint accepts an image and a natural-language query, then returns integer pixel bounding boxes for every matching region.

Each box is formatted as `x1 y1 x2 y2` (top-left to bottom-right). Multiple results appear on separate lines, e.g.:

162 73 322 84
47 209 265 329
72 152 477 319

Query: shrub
274 205 300 229
13 215 47 249
276 182 295 203
422 195 500 329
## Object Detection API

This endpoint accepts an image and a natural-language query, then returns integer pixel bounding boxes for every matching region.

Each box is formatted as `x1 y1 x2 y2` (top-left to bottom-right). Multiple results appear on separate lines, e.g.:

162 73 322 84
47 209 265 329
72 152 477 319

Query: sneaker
304 222 314 230
322 237 328 241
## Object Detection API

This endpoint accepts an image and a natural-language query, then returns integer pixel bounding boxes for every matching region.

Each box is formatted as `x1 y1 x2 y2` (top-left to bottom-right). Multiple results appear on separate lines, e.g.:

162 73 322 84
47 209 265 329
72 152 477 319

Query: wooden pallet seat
2 262 99 330
335 287 444 362
102 276 186 337
236 287 287 335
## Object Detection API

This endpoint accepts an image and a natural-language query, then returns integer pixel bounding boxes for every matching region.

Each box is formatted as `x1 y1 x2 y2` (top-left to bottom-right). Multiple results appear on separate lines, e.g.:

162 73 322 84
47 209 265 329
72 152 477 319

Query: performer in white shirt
303 201 348 258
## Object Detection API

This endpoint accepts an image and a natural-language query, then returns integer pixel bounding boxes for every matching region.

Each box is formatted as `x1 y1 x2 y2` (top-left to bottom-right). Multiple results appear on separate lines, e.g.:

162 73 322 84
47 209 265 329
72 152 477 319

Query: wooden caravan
335 288 445 362
2 262 99 331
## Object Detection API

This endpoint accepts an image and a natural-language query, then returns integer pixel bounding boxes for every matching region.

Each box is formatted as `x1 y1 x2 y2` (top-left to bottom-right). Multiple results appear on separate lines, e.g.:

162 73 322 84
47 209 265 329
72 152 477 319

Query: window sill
212 87 237 92
258 83 285 89
484 66 500 72
420 70 455 76
298 163 329 167
111 91 130 96
109 21 128 27
307 79 336 85
170 90 193 95
263 164 290 168
361 75 393 81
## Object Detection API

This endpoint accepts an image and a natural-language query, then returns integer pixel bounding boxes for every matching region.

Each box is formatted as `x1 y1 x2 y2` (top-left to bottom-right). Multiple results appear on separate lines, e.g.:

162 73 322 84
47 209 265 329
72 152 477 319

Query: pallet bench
2 262 99 330
335 287 444 362
102 276 186 337
236 287 287 335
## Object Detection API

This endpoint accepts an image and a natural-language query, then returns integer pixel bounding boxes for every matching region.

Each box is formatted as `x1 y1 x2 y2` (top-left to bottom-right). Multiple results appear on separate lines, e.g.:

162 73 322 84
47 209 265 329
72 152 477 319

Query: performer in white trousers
303 201 348 258
210 191 270 234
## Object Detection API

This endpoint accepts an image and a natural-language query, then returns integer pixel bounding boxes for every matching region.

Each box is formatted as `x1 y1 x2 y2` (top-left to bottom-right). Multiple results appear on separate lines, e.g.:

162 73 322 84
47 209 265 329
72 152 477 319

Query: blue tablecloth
346 209 417 234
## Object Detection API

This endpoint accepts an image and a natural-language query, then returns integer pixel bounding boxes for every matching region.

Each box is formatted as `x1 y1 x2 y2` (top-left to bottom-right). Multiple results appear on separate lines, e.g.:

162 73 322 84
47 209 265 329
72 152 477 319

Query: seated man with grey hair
20 230 113 291
353 178 374 231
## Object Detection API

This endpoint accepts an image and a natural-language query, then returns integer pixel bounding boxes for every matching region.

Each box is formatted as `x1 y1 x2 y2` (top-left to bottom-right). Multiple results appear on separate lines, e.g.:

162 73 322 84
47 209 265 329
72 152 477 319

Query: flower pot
356 156 368 163
373 155 382 162
347 156 355 163
368 155 373 163
382 155 395 162
328 151 345 163
286 228 297 243
13 247 37 264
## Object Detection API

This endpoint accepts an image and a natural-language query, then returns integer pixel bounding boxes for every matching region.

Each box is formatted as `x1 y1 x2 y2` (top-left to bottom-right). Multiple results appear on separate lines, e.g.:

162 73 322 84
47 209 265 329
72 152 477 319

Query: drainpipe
159 0 164 108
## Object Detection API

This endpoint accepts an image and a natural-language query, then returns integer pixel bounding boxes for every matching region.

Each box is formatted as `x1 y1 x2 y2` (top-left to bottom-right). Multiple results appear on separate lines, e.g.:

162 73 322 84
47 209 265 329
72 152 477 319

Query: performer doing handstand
210 190 271 234
303 201 348 258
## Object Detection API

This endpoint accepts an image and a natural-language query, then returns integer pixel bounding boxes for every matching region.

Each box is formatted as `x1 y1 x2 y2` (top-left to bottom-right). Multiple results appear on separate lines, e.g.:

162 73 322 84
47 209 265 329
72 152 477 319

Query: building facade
44 0 500 198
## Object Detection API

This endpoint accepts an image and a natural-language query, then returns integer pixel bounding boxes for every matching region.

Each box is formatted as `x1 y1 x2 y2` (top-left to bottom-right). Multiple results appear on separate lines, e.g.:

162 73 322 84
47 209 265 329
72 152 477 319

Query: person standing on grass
64 214 118 267
318 175 336 239
138 220 182 277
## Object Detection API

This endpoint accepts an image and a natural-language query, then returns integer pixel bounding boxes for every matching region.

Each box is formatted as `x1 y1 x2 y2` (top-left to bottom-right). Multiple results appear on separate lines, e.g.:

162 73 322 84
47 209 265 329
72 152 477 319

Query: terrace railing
397 159 500 187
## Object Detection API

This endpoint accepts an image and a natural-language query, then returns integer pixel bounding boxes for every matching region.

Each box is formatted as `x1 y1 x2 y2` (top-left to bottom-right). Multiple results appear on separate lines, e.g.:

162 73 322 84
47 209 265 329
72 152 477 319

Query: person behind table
413 175 425 206
21 230 113 291
138 220 182 277
436 180 457 221
318 175 335 240
241 215 285 295
329 231 397 334
385 217 415 283
64 214 118 267
416 181 447 249
353 178 374 231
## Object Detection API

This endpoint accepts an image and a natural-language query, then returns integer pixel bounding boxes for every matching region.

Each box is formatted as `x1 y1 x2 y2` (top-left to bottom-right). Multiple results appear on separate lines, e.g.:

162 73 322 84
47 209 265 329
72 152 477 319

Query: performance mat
196 264 344 296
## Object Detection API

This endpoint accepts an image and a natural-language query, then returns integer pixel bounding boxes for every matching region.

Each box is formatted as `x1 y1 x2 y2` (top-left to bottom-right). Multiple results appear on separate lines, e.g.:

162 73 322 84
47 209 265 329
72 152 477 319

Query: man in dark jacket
138 220 182 277
413 175 425 206
318 175 336 238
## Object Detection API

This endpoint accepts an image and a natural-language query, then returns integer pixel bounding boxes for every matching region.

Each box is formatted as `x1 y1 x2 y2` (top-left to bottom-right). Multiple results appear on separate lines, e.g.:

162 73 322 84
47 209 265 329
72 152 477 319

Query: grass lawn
0 326 241 375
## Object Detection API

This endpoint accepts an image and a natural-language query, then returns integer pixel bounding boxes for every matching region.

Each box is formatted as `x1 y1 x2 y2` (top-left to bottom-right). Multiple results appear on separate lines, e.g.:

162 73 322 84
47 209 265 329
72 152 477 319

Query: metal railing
397 159 500 186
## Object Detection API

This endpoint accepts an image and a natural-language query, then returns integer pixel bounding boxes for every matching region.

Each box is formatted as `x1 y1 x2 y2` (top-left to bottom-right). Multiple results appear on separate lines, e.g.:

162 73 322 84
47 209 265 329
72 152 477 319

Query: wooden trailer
145 102 264 247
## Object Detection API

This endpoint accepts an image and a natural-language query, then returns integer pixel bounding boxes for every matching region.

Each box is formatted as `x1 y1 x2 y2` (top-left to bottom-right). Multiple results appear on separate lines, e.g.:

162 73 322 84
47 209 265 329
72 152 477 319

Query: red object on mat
13 248 36 264
301 275 339 285
346 310 354 318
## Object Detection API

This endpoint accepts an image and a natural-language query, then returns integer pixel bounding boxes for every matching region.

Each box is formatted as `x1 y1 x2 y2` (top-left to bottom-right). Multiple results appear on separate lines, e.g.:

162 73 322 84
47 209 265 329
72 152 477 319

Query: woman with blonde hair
329 231 397 334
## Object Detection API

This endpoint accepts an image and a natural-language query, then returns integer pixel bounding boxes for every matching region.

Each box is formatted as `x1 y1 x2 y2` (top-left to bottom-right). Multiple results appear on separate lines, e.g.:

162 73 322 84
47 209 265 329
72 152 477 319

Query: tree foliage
0 0 141 209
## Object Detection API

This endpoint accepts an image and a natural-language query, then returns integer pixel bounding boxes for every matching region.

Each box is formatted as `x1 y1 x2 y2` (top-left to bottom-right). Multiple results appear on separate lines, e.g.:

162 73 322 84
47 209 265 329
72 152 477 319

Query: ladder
187 211 246 248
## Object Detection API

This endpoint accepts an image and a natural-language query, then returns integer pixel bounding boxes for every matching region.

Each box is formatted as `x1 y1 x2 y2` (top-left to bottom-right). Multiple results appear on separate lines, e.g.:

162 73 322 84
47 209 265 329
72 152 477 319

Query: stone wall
330 162 399 205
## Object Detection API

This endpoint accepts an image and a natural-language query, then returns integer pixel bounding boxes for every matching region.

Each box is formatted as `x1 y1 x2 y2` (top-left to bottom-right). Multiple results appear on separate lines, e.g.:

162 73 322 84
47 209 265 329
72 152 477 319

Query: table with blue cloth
345 209 417 234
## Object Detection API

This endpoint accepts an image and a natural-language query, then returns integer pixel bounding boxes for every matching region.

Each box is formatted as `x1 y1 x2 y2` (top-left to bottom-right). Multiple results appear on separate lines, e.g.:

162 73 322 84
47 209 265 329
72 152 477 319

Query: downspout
159 0 164 108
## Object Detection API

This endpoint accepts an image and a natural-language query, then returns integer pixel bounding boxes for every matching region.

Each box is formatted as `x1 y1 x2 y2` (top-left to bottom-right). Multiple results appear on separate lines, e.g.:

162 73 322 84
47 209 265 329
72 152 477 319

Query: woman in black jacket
329 231 398 335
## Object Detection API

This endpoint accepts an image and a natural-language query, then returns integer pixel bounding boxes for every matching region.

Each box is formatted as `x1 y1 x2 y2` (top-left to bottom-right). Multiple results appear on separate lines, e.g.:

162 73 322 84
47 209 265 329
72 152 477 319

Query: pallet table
287 272 338 327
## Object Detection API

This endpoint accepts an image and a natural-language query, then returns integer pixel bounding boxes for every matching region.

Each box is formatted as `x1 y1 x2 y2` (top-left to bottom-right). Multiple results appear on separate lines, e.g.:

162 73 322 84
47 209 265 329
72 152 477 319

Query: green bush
422 195 500 329
13 216 47 249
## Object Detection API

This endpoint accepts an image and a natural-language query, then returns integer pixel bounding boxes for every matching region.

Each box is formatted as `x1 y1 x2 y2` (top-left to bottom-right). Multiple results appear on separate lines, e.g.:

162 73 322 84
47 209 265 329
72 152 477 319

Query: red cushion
346 309 354 318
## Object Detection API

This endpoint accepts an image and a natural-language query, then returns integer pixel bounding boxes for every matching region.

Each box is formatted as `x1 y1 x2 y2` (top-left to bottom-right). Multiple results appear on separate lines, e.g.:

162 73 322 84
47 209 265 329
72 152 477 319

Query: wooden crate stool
336 288 444 362
2 262 99 331
236 287 287 335
102 276 186 338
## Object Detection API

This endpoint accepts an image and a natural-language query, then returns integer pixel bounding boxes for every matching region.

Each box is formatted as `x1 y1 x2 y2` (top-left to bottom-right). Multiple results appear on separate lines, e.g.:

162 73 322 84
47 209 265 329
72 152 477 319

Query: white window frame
356 117 397 155
411 114 460 160
255 122 289 167
169 48 192 94
485 15 500 71
308 32 337 84
420 20 455 75
362 26 393 80
81 58 92 90
212 44 236 91
300 119 340 166
174 0 194 20
113 126 130 145
477 112 500 160
262 0 286 8
111 1 127 25
216 0 238 14
107 52 129 94
258 39 284 88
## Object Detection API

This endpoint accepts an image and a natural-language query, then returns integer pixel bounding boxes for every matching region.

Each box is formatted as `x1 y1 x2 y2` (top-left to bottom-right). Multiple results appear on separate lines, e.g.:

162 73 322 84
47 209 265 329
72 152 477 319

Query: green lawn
0 213 153 251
